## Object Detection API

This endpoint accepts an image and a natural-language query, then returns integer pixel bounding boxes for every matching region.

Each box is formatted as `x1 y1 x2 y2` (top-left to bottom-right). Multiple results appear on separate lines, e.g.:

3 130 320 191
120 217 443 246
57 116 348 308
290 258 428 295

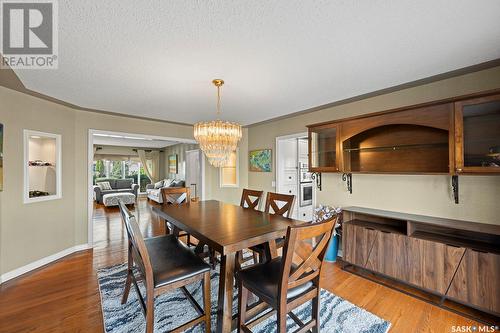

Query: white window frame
23 130 62 204
219 148 239 188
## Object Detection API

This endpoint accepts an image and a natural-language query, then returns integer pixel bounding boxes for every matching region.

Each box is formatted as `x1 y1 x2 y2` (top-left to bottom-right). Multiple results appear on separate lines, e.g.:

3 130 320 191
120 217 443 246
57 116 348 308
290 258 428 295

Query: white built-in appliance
299 182 313 207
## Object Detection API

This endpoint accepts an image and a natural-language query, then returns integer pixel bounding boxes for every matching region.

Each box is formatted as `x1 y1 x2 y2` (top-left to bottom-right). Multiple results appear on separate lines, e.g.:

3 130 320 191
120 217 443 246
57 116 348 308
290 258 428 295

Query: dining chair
161 187 217 267
160 187 193 245
240 189 264 210
237 189 264 266
237 216 337 333
118 200 211 333
264 192 295 218
250 192 296 263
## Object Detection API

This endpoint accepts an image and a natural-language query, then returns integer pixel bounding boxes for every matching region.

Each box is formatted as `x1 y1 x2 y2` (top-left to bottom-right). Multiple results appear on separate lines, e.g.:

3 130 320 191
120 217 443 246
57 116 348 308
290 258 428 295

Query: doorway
87 129 202 248
275 132 314 222
185 149 205 201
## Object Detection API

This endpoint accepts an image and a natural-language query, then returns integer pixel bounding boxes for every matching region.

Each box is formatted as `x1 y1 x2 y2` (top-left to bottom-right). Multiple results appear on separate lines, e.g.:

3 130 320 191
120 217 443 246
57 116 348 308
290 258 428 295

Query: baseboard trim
0 244 91 284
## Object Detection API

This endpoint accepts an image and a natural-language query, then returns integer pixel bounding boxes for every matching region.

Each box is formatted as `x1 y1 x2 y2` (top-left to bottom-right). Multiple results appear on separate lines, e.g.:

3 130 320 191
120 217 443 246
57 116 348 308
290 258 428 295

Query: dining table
152 199 301 333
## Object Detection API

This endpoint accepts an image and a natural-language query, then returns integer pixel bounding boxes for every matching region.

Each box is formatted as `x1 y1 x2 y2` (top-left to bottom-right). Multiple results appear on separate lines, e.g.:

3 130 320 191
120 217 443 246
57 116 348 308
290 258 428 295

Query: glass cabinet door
456 95 500 172
309 125 338 171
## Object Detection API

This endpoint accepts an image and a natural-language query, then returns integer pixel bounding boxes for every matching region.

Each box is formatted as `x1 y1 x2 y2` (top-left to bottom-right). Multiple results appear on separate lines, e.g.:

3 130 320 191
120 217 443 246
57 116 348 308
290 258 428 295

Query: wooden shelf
410 231 499 255
346 219 406 235
343 142 447 153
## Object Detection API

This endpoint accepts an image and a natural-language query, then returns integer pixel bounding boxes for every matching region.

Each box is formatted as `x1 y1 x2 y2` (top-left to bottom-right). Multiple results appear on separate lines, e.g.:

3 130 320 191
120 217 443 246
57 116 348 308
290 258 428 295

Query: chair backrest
264 192 295 218
279 216 337 298
161 187 190 205
240 189 264 210
118 200 153 283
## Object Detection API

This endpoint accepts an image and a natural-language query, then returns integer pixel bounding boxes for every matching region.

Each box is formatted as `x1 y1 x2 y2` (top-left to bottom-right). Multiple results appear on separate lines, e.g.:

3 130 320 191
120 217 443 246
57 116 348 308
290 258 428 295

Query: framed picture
0 123 3 191
249 149 272 172
168 154 178 174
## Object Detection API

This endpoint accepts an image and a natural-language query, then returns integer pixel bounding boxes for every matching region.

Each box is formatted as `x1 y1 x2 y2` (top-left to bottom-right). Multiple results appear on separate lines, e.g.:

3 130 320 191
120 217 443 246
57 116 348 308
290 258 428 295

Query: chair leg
237 281 249 332
311 288 321 333
277 307 287 333
121 269 132 304
122 246 133 304
146 291 155 333
202 271 211 333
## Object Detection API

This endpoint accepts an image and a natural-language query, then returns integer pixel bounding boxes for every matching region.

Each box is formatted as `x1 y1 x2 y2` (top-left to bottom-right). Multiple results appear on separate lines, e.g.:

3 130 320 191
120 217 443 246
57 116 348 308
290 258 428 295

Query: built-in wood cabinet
454 93 500 174
307 89 500 175
308 123 340 172
447 249 500 314
342 207 500 317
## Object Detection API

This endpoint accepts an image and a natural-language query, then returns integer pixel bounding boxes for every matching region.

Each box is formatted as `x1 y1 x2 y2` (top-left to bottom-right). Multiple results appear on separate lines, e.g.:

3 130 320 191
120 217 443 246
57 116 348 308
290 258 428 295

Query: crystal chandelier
194 79 242 167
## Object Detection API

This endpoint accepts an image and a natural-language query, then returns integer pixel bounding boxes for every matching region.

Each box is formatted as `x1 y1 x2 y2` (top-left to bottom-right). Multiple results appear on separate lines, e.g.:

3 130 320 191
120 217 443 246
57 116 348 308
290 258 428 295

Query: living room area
91 131 204 242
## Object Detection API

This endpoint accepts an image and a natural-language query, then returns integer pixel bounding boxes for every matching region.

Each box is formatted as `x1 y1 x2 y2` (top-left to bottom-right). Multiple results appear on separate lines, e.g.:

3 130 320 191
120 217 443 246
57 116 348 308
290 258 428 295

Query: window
220 149 239 187
93 159 151 193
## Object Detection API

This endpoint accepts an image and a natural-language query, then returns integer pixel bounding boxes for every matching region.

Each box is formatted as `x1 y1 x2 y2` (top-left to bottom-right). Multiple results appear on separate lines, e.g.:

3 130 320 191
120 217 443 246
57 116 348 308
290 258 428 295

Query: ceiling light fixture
194 79 242 167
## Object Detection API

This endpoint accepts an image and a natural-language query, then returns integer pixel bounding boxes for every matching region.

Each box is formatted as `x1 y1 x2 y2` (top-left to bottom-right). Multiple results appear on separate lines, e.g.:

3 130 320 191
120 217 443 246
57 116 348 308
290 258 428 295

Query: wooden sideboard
342 207 500 320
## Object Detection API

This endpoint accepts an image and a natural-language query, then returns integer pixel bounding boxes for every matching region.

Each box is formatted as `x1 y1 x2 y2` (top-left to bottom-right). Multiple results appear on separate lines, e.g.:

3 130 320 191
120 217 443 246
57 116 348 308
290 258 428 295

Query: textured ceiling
14 1 500 125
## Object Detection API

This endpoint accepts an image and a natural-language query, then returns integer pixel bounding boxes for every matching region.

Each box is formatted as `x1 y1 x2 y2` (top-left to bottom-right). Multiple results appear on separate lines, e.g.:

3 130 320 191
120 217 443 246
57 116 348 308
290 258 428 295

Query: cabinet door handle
456 168 463 172
288 190 292 193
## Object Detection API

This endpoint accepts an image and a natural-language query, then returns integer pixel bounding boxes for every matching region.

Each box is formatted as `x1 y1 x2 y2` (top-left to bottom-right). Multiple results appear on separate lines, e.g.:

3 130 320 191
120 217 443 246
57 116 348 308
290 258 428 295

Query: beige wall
205 128 249 205
0 86 239 276
161 143 199 180
247 66 500 224
0 88 77 275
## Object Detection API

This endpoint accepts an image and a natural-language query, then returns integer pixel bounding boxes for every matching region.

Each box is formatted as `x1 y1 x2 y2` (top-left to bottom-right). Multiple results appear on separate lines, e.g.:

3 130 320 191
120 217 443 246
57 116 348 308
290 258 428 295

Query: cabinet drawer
280 184 297 196
366 231 408 281
343 223 377 267
298 207 312 222
283 171 297 184
406 238 465 294
446 249 500 314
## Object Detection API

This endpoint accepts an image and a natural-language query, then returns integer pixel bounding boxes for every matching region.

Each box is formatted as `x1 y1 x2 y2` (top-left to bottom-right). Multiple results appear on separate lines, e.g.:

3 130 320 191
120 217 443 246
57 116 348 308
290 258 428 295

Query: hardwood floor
0 198 481 332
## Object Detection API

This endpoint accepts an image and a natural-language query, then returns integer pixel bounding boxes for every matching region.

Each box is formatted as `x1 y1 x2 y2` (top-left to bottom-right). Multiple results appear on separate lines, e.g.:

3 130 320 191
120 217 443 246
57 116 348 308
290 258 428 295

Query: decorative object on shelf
194 79 242 167
342 173 352 194
168 154 178 174
451 175 459 204
311 172 322 191
29 190 50 198
0 123 3 192
28 160 54 166
249 148 272 172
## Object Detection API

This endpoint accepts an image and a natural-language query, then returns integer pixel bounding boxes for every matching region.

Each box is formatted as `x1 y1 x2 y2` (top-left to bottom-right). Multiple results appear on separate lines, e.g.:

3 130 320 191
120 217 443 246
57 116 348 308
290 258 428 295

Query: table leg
216 252 236 333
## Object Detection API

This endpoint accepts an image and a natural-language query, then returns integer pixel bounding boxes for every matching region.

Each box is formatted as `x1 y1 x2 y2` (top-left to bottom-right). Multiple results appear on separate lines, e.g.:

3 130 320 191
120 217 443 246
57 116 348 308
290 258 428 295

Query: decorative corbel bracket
342 173 352 194
311 172 322 191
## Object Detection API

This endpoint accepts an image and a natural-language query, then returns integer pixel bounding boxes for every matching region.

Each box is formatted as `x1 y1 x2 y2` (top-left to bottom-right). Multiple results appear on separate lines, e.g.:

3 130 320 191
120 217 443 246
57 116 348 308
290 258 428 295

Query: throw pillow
163 179 173 187
153 180 164 189
97 181 112 191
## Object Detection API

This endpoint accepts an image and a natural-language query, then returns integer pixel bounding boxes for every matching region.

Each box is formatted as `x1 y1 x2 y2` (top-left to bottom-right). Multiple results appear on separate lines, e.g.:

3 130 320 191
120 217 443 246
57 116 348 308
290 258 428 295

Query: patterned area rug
97 264 391 333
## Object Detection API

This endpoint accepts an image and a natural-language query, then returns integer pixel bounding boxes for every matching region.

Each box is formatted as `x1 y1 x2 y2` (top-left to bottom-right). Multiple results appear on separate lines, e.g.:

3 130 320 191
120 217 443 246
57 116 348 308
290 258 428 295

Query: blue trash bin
325 234 339 262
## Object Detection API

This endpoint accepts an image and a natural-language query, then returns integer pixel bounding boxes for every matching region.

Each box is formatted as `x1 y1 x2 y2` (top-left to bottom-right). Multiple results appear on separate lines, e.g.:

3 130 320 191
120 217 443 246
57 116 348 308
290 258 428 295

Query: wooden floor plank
0 198 481 332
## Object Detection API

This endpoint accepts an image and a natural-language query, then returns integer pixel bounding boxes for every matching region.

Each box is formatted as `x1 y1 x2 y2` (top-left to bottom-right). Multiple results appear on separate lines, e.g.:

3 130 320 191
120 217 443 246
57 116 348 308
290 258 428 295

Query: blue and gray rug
97 264 391 333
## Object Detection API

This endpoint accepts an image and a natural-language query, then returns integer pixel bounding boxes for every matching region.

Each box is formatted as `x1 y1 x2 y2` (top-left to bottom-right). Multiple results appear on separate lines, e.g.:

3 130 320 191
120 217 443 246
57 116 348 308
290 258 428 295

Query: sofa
94 178 139 204
146 179 185 204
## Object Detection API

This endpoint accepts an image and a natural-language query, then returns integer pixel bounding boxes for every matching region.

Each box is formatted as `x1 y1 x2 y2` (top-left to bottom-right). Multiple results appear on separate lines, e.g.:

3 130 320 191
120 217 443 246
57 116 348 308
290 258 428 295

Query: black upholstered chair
118 200 211 333
250 192 296 263
237 216 337 333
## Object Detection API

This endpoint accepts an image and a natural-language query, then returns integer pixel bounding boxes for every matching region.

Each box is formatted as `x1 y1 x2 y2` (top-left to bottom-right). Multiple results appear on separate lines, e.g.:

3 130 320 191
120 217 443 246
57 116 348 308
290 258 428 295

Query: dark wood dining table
152 199 301 333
